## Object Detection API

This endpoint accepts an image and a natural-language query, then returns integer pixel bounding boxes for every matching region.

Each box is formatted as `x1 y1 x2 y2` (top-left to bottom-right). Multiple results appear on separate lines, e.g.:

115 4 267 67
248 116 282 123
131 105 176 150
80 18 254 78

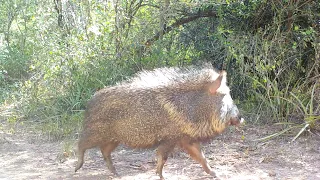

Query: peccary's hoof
209 170 216 177
158 175 165 180
156 173 164 180
110 173 120 178
110 171 120 177
74 162 83 173
155 171 164 180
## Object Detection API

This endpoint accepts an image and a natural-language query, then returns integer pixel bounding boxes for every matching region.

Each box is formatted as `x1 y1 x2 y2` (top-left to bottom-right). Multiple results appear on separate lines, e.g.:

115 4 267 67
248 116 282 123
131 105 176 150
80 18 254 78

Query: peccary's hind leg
100 142 119 175
156 143 175 180
75 147 85 172
75 138 96 172
180 141 216 177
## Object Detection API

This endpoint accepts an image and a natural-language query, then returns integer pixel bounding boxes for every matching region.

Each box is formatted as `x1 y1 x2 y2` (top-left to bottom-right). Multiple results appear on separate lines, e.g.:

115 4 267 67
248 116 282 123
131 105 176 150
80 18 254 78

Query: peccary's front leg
180 140 216 177
156 142 175 179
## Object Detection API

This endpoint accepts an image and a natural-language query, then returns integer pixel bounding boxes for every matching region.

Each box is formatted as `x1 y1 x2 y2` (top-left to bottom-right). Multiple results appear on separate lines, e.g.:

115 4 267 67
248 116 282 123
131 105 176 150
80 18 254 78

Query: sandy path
1 125 320 180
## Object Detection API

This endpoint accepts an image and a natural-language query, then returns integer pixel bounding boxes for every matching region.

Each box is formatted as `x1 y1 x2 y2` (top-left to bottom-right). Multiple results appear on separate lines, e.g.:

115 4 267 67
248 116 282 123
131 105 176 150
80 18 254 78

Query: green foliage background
0 0 319 140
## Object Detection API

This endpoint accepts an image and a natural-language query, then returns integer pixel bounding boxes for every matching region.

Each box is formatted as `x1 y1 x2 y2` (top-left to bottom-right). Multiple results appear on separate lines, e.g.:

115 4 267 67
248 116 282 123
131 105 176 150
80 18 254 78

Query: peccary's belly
111 117 175 148
113 124 160 148
104 101 172 148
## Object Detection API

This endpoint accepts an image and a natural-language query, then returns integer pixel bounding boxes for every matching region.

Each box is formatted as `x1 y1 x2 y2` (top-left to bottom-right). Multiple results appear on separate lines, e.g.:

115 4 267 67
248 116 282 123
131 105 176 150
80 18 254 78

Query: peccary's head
221 94 243 126
209 71 244 127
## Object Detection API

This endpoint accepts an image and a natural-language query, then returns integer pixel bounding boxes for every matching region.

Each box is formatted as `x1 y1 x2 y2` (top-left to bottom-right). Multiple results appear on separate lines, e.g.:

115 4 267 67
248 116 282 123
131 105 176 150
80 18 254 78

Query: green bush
0 0 319 140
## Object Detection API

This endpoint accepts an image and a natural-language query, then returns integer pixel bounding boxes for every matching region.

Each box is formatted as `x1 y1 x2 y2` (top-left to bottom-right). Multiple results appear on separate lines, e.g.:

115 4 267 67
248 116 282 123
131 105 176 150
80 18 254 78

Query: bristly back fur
118 64 230 94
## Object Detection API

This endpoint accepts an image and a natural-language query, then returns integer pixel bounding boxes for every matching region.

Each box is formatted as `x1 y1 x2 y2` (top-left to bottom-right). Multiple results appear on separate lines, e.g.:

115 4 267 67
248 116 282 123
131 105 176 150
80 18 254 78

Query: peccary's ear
208 71 226 94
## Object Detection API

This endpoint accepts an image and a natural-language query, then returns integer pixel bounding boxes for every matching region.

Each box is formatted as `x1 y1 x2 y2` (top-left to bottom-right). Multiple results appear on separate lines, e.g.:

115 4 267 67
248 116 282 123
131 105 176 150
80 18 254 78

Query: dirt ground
0 123 320 180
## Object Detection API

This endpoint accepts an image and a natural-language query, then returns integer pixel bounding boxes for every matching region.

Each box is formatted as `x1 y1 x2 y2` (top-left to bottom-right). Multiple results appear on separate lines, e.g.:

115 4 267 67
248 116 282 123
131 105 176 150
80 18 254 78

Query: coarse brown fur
75 65 242 179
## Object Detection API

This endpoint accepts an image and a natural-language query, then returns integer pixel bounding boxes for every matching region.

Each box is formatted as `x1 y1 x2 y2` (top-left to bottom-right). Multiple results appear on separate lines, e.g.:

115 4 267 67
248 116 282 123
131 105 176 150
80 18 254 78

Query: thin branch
145 9 217 46
124 0 143 38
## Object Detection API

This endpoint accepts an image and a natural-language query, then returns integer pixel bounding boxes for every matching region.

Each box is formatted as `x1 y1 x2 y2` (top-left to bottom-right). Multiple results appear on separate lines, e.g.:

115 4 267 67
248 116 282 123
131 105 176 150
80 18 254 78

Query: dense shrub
0 0 319 139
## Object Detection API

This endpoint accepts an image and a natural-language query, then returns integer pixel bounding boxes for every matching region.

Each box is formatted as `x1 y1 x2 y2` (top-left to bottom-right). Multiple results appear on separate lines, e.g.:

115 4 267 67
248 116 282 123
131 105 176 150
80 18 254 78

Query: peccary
75 65 243 179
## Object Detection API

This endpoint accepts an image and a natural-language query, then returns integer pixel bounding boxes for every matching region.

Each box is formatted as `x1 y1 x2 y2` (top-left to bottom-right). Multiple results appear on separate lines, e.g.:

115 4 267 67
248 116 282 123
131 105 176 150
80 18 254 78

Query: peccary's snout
229 116 244 126
228 104 244 126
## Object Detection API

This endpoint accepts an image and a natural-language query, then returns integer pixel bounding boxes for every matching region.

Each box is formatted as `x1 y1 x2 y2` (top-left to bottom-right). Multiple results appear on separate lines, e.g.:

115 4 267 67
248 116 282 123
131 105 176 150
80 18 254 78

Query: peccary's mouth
229 117 245 126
